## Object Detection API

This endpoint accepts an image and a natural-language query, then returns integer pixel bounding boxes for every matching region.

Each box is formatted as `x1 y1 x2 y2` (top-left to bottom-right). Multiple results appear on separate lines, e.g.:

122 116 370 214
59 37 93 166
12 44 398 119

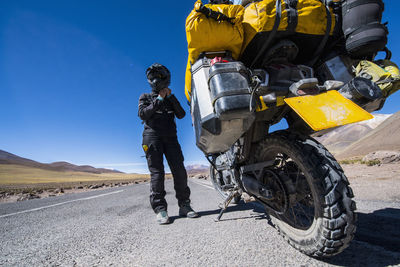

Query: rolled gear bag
240 0 338 68
342 0 388 58
355 60 400 98
185 0 245 101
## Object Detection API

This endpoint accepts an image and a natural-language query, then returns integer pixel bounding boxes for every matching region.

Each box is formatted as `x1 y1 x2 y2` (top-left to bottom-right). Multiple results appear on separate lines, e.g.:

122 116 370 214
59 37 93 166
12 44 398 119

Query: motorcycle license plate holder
284 90 373 131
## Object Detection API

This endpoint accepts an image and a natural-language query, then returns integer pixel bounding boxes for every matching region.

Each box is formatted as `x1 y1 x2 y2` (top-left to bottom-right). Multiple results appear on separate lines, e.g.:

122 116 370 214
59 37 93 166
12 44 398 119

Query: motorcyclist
138 63 199 224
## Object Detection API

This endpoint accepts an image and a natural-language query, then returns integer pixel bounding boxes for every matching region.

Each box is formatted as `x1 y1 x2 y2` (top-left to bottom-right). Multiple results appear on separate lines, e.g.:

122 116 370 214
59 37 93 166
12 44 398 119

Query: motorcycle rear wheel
253 131 356 257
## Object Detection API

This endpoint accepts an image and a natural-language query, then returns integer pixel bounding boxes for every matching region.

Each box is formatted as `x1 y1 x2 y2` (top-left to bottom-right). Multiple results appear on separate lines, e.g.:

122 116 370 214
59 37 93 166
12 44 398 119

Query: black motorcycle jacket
138 92 185 136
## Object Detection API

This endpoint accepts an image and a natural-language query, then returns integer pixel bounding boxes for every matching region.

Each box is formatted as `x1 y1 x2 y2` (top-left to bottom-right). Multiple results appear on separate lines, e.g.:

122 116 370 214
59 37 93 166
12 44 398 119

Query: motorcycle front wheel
253 131 356 257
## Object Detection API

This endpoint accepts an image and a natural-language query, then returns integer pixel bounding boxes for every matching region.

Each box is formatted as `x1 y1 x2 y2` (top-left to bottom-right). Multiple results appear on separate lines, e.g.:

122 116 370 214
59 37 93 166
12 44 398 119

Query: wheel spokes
273 153 315 230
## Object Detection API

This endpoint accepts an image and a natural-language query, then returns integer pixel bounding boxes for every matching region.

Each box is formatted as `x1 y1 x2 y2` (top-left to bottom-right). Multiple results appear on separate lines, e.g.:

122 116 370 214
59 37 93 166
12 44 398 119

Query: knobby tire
253 130 356 257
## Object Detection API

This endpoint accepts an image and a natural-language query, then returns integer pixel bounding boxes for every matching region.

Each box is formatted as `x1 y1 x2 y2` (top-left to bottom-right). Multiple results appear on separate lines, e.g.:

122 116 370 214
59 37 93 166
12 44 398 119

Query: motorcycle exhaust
241 175 273 201
338 76 385 112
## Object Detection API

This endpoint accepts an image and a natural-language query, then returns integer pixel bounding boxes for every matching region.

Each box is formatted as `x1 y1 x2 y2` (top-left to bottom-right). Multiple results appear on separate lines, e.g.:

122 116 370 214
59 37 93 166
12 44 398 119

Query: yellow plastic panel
284 90 373 131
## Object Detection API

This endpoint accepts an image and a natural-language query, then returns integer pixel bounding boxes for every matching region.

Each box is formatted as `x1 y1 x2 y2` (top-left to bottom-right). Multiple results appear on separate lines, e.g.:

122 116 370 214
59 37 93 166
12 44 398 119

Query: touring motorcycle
186 0 397 258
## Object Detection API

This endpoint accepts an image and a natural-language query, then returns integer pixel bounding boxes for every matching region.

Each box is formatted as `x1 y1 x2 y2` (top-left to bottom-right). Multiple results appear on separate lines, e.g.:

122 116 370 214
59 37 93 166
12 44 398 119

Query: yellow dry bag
185 0 245 101
355 60 400 98
240 0 337 67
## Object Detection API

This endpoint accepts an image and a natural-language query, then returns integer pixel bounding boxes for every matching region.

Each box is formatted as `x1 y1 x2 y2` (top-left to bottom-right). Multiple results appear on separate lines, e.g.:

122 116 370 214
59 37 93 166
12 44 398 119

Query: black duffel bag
342 0 388 58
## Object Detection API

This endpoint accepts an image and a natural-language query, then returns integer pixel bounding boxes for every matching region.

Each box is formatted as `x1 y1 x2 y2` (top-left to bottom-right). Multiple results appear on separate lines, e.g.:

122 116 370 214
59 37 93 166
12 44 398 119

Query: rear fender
284 90 373 131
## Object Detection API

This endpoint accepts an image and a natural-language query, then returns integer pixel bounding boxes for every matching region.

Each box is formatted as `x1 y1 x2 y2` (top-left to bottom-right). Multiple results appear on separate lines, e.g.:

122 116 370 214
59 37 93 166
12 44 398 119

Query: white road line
0 190 124 219
190 179 215 190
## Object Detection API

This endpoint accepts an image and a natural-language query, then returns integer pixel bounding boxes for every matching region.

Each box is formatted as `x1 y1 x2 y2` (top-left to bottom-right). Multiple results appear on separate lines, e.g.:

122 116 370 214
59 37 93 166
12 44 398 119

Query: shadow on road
356 208 400 253
171 202 400 266
169 202 266 222
324 207 400 267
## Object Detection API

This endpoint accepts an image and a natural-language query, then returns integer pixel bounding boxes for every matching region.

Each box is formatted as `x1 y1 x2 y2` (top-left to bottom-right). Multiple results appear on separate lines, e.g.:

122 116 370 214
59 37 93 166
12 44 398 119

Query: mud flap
284 90 373 131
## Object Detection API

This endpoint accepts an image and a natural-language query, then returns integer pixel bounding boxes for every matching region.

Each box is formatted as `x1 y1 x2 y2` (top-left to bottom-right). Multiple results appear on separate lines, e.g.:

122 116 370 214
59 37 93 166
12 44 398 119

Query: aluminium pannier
190 57 255 154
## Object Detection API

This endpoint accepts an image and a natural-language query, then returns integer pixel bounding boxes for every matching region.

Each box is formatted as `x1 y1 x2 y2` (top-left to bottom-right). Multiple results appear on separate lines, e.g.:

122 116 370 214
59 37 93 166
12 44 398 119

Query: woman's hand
159 88 171 98
159 88 168 98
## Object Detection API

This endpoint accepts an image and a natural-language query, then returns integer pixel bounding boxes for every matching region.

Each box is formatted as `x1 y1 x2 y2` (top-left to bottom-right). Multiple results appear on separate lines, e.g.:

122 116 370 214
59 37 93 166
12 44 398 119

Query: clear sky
1 0 400 173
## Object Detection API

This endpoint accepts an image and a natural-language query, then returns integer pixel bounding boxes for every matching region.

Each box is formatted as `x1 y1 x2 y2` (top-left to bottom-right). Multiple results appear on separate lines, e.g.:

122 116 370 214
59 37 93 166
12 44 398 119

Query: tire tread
254 131 357 257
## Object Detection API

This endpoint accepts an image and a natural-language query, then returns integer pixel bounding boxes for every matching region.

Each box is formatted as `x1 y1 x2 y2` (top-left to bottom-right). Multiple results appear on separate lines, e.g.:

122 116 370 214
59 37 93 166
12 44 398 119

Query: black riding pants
143 135 191 213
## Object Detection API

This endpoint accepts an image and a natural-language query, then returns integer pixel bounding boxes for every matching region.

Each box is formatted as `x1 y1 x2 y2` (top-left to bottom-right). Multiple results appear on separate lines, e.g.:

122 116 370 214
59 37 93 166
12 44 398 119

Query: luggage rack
198 51 232 60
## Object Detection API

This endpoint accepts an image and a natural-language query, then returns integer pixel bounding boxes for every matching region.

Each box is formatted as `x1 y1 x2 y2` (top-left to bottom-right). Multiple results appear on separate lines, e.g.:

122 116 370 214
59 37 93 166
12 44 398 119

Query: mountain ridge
0 150 122 174
185 164 209 176
315 113 393 155
336 111 400 159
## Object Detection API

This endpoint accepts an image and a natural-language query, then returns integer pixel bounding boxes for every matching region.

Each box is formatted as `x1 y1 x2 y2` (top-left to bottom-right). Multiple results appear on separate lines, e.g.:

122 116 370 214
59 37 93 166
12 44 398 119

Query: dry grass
340 158 363 165
0 164 150 186
339 158 381 166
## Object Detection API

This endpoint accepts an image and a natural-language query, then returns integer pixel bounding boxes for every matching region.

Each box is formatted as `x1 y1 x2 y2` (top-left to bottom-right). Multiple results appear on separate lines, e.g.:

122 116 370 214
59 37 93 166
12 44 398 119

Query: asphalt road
1 179 400 266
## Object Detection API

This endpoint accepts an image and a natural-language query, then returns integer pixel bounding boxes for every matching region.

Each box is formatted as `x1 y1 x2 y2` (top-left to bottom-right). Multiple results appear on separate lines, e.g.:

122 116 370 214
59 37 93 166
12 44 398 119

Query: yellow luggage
240 0 337 67
355 60 400 97
185 0 245 101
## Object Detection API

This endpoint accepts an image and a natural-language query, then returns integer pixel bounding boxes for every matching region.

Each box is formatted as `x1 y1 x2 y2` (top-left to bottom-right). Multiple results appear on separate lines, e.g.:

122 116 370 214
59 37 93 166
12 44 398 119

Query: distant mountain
186 164 209 171
185 164 209 176
336 111 400 159
0 150 122 174
315 114 392 155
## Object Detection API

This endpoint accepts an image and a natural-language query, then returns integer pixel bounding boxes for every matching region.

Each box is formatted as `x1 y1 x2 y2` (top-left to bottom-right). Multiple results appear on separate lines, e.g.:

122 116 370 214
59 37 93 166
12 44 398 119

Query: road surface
1 179 400 266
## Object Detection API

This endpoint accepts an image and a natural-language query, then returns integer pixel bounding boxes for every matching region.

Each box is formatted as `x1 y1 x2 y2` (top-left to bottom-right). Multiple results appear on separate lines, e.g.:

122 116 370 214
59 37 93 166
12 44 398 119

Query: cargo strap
208 67 249 82
345 0 384 10
196 4 235 25
211 89 251 106
376 77 399 85
251 0 336 67
383 47 392 60
307 2 332 66
250 0 282 68
345 21 388 38
284 0 298 33
208 66 251 104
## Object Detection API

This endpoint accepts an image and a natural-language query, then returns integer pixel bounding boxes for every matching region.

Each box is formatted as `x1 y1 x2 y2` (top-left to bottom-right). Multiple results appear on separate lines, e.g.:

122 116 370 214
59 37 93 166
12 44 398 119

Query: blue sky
1 1 399 173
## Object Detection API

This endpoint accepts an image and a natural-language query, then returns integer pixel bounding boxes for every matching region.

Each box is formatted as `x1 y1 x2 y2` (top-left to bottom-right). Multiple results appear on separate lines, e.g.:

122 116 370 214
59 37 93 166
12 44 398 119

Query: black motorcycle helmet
146 63 171 93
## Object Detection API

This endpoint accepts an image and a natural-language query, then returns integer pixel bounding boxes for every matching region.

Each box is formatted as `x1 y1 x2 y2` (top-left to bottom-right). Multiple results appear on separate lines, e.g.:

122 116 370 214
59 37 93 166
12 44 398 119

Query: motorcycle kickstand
215 190 240 222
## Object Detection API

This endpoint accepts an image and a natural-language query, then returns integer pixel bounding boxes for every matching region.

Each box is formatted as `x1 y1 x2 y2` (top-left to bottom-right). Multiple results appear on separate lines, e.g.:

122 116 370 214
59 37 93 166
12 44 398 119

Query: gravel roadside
343 162 400 202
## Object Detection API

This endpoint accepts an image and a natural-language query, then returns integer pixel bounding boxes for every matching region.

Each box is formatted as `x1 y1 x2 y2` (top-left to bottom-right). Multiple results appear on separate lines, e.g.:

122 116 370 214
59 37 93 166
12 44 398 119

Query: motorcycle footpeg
242 192 256 203
289 78 319 96
221 184 235 190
